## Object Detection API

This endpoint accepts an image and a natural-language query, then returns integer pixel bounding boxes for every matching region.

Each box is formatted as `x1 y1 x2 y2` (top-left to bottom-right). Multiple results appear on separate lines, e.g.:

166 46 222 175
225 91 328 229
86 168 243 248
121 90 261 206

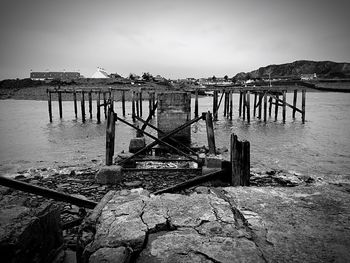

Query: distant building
30 71 80 81
91 67 110 78
300 73 317 81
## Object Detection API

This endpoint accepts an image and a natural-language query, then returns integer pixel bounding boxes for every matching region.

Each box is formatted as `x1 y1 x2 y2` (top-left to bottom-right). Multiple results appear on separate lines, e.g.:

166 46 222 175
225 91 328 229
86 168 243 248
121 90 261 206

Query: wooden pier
46 85 306 124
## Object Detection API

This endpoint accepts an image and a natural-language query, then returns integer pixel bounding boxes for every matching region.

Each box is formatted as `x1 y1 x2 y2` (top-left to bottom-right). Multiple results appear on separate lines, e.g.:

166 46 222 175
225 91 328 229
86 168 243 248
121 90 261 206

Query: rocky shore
3 161 348 263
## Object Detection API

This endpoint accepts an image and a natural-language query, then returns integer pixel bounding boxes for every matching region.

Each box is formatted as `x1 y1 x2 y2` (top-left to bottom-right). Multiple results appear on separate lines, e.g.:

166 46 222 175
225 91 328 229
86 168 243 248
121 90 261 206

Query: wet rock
89 247 131 263
124 180 143 187
95 165 123 185
129 137 146 153
0 202 63 263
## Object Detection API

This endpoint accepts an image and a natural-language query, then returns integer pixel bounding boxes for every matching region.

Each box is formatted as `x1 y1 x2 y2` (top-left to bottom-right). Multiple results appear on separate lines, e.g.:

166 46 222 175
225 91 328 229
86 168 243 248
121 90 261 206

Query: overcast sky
0 0 349 79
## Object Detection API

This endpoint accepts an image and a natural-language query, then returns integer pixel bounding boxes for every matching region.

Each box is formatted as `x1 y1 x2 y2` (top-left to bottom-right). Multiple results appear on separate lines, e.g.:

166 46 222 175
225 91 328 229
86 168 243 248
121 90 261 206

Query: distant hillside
235 60 350 80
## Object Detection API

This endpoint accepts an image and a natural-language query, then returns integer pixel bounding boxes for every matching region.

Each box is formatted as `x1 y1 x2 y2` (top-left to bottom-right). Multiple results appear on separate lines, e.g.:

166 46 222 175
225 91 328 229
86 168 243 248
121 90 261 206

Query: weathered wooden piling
132 91 136 122
268 97 272 117
205 112 216 154
139 90 143 117
263 92 267 122
229 90 233 120
47 90 52 122
194 89 199 117
239 91 243 117
253 93 257 117
223 91 227 117
103 92 107 119
242 91 246 120
302 89 306 123
213 91 218 121
152 92 156 116
258 93 263 120
73 90 78 118
292 89 297 119
282 90 286 123
274 94 279 121
58 91 63 119
136 92 140 117
246 91 250 123
88 90 92 119
230 133 250 186
81 90 85 123
105 108 115 165
122 90 126 116
97 91 101 124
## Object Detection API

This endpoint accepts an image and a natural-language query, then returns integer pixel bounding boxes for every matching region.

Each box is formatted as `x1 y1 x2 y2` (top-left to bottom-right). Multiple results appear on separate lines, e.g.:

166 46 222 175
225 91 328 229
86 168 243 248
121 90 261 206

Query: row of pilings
47 86 306 124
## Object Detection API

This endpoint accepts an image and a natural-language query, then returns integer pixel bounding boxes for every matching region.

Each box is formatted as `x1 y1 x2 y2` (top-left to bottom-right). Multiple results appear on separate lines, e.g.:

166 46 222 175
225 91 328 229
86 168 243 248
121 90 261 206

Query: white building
91 67 110 78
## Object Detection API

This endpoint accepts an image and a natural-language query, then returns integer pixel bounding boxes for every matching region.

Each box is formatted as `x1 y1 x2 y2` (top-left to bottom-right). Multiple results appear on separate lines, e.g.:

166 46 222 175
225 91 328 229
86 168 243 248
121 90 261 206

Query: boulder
95 165 123 185
129 137 146 153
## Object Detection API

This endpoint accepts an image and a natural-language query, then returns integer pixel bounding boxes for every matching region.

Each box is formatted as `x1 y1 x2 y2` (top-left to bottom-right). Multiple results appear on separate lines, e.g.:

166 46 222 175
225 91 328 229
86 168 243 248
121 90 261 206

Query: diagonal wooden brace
117 114 205 165
135 116 198 156
115 115 201 164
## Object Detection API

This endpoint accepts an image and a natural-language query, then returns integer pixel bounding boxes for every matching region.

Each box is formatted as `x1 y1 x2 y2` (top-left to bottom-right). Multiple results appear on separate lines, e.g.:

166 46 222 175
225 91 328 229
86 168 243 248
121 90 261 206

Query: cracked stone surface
79 184 350 263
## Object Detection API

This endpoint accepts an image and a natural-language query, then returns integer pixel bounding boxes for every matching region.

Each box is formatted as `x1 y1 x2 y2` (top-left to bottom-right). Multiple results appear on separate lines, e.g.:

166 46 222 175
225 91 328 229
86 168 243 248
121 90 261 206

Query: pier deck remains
46 85 306 124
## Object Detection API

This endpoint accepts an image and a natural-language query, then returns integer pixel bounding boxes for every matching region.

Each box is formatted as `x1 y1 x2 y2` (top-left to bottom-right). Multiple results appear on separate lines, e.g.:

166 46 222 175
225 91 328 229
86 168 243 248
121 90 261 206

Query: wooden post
122 90 126 116
47 90 52 122
268 96 272 117
132 91 136 122
103 92 107 119
239 91 243 117
139 90 143 117
205 112 216 155
88 90 92 119
223 91 227 117
81 90 85 123
135 92 140 117
230 134 250 186
242 91 246 120
253 93 257 117
258 94 262 119
274 94 279 121
105 109 115 165
229 90 233 120
97 91 101 124
109 88 114 112
73 90 78 118
213 91 218 121
246 91 250 123
195 89 199 117
148 92 152 115
292 89 297 119
282 90 286 123
58 91 63 119
263 92 267 122
302 90 306 123
152 92 156 116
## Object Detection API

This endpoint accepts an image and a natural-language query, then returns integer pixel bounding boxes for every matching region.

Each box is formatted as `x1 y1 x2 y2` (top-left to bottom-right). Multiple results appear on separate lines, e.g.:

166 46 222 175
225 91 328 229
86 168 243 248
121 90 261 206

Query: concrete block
95 165 123 185
205 155 223 168
129 137 146 153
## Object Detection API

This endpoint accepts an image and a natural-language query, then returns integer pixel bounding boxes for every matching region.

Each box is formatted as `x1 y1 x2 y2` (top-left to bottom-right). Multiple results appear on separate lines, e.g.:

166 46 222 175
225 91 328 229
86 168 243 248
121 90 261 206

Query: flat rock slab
79 184 350 263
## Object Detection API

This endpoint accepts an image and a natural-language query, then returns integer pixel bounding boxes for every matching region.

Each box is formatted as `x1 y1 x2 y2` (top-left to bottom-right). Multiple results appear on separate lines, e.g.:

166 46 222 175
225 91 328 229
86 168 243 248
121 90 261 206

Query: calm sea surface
0 92 349 181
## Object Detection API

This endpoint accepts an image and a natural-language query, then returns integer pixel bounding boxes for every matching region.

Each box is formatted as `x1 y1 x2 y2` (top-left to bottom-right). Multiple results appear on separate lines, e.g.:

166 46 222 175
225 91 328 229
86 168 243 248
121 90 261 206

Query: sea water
0 92 349 181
